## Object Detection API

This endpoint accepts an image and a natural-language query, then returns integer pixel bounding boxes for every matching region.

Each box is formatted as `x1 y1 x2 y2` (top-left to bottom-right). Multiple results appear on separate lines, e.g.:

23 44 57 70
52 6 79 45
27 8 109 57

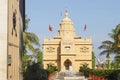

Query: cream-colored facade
43 10 92 72
0 0 25 80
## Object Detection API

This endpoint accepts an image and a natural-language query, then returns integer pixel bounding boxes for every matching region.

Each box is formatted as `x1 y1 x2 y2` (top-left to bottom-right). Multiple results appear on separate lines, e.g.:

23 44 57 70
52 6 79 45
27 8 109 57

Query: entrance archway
64 59 72 70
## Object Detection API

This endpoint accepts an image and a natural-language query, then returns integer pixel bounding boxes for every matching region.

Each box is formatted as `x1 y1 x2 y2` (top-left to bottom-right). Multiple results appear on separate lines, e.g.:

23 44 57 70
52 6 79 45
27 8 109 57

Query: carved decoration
12 10 17 37
46 47 55 53
80 47 89 53
63 42 73 45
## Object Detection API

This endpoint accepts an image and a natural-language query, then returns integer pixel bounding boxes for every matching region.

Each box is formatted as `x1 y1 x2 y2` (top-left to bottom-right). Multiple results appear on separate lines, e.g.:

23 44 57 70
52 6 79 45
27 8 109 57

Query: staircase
50 71 91 80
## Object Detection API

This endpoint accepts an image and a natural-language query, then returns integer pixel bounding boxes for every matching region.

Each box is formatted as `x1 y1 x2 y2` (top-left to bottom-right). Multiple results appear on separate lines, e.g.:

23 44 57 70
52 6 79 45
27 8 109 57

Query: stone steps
50 71 92 80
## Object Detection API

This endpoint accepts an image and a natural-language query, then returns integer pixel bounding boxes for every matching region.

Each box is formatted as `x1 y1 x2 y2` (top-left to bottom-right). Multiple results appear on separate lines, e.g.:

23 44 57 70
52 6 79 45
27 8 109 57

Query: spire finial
65 8 69 18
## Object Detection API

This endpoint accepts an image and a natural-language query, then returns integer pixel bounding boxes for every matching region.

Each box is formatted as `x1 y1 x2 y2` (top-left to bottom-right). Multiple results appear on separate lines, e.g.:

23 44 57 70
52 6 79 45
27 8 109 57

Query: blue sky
26 0 120 61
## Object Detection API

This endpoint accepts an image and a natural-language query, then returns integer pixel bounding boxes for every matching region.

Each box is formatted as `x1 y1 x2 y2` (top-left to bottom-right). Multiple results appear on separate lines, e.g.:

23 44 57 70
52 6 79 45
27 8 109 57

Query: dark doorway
64 59 72 70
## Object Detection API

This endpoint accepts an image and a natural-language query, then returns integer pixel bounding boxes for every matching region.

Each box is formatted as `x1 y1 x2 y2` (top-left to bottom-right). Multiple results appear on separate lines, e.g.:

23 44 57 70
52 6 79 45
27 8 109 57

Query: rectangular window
8 55 12 66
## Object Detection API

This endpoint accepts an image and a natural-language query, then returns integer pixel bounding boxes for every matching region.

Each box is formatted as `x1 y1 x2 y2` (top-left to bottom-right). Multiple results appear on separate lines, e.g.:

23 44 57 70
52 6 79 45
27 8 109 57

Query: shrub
23 63 47 80
46 65 57 74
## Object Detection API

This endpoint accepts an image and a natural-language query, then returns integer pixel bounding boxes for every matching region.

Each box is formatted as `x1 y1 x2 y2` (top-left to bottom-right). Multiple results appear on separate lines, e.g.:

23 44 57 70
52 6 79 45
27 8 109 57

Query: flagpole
48 25 53 39
84 24 87 38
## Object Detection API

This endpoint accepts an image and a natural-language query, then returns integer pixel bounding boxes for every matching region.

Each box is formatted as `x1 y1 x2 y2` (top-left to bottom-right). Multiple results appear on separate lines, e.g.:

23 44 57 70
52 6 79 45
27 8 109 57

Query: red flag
84 24 87 31
49 25 53 32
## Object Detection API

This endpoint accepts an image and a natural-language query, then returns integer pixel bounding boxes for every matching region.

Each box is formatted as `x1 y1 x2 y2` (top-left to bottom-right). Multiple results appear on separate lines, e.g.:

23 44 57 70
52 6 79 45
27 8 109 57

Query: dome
60 10 73 24
58 10 76 38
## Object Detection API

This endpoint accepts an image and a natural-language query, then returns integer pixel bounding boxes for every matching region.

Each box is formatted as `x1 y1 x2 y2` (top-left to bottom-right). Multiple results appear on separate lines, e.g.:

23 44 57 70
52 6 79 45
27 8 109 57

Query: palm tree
98 40 114 69
92 51 95 69
22 16 40 73
23 16 40 54
22 16 48 80
109 24 120 53
113 24 120 54
98 24 120 69
35 48 43 66
114 54 120 69
23 32 40 54
23 15 30 32
113 24 120 44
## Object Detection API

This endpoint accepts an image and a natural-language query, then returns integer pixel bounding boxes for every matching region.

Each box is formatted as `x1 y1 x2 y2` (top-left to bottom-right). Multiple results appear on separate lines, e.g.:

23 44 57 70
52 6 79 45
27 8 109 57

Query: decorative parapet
43 38 60 45
75 38 92 45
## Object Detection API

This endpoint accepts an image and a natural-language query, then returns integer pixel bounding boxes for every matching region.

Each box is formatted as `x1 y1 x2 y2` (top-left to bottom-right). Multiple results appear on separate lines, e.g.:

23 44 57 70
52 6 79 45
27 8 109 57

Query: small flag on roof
84 24 87 31
49 25 53 32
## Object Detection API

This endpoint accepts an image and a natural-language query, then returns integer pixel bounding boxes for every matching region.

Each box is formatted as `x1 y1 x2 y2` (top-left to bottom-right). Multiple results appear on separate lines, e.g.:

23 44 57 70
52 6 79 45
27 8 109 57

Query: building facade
0 0 25 80
43 10 92 72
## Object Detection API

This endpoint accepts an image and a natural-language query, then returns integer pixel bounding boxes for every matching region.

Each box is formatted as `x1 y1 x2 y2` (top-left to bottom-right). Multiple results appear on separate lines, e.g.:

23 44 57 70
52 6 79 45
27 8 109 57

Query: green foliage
79 65 90 77
46 65 57 74
24 15 30 32
98 40 114 69
92 51 95 69
115 54 120 62
23 32 40 54
80 65 120 80
109 24 120 42
106 69 120 80
35 48 43 67
111 54 120 69
22 16 41 73
98 24 120 70
117 73 120 80
37 52 42 62
23 15 40 54
109 24 120 53
23 63 48 80
98 40 114 56
22 53 29 73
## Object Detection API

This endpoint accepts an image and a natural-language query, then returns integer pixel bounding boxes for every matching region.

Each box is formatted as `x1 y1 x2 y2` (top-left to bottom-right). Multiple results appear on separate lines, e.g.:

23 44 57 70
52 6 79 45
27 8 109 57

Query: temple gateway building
43 10 92 72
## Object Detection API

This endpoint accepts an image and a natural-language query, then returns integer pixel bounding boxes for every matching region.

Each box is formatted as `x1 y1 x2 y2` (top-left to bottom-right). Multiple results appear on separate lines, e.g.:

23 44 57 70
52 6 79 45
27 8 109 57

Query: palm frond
25 32 40 47
99 50 109 56
108 29 115 40
24 15 30 32
115 24 120 35
102 40 113 45
23 32 40 54
98 40 114 57
98 45 108 49
35 48 41 53
26 41 36 54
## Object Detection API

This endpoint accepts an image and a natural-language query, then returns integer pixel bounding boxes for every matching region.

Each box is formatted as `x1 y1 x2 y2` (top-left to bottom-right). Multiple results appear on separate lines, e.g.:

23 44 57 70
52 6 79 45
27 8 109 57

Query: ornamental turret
58 10 76 38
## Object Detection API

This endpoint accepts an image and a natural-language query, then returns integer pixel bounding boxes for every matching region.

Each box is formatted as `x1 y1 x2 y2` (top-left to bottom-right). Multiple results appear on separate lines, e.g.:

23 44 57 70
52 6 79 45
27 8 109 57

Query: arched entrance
64 59 72 70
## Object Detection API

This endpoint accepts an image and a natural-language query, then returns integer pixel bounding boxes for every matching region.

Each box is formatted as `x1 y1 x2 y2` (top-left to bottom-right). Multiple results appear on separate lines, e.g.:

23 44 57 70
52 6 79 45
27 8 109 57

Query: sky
26 0 120 62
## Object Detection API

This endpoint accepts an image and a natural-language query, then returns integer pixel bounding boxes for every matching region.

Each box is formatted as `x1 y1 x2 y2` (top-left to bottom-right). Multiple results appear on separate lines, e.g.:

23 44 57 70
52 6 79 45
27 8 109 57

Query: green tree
109 24 120 53
92 51 95 69
114 54 120 69
113 24 120 47
23 32 40 54
22 16 48 80
23 16 40 54
98 24 120 69
24 63 47 80
23 15 30 32
35 48 43 66
22 53 29 72
46 65 57 74
98 40 114 69
22 16 40 73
